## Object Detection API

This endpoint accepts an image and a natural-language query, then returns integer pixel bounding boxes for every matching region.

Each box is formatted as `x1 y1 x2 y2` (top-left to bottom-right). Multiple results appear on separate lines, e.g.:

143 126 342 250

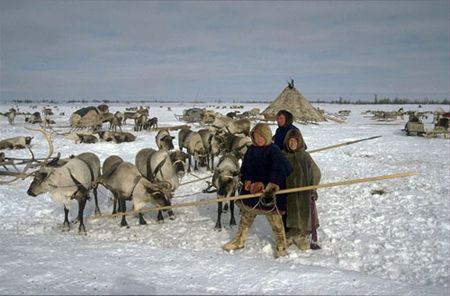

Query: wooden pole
309 136 382 154
179 175 212 186
88 171 417 221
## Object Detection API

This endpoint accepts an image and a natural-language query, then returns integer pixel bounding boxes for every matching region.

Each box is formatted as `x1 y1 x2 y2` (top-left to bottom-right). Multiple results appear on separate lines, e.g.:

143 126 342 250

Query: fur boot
223 210 256 251
266 214 288 258
293 235 310 251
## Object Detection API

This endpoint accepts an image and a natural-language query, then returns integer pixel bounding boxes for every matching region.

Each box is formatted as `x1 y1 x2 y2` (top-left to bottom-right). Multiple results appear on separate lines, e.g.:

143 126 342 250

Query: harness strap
128 175 142 199
104 161 121 179
146 156 153 181
77 157 95 183
67 168 88 198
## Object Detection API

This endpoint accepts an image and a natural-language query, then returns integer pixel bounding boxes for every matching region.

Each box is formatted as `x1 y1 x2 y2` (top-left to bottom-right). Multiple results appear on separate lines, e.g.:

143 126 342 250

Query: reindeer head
214 168 240 196
169 150 188 179
26 166 54 196
161 135 175 150
144 180 173 207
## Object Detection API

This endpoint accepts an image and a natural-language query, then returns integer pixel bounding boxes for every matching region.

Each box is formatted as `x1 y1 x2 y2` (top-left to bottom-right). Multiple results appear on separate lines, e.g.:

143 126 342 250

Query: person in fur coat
283 129 321 250
223 123 293 258
273 110 301 150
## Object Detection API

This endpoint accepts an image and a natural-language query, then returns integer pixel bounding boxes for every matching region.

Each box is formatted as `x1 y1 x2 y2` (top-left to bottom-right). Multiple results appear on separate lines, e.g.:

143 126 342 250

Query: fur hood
284 128 307 152
250 123 272 146
276 110 294 126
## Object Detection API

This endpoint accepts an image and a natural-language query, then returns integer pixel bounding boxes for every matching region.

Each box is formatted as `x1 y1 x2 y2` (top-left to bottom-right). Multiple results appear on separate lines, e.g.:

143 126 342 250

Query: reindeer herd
1 108 255 235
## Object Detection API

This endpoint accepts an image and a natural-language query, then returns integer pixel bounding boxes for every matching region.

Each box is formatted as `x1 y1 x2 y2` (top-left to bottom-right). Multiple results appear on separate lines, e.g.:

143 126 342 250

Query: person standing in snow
273 110 301 150
283 129 321 250
223 123 293 258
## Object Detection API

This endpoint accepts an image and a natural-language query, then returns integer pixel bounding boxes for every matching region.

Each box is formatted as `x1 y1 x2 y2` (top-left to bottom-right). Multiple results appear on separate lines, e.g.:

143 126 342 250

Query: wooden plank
152 124 191 131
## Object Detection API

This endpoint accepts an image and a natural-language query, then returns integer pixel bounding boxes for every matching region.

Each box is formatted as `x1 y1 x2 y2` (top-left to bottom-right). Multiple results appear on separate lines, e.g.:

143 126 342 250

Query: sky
0 0 448 102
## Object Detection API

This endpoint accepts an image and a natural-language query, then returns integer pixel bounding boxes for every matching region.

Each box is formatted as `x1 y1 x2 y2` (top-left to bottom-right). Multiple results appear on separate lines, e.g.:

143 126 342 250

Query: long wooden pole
179 175 212 186
88 171 417 221
170 136 382 187
309 135 382 154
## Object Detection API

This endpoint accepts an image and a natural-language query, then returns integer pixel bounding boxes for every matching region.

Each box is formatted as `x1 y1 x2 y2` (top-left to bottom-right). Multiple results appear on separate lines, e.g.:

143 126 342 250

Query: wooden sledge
151 124 191 132
324 114 346 124
424 128 449 139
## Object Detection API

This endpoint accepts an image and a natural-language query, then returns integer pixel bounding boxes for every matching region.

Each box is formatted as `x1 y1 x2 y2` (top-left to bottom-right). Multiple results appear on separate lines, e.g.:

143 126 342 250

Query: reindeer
42 117 56 126
26 152 102 234
178 128 207 172
97 131 136 143
135 148 180 221
198 128 221 170
97 131 115 142
7 108 16 125
0 136 33 150
100 156 172 227
144 117 158 130
19 129 102 234
210 153 240 230
123 108 148 125
215 133 252 159
75 134 98 144
212 116 251 136
25 112 43 124
113 132 136 143
109 111 123 132
123 112 138 125
134 113 148 132
155 129 175 150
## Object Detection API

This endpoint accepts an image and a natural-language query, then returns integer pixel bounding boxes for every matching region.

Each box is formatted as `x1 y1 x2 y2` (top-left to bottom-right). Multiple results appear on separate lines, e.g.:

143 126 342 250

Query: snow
0 102 448 295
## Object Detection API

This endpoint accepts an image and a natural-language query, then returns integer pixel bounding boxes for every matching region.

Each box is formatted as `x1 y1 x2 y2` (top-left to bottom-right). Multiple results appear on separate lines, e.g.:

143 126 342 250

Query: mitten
260 182 279 206
244 180 252 191
250 182 264 194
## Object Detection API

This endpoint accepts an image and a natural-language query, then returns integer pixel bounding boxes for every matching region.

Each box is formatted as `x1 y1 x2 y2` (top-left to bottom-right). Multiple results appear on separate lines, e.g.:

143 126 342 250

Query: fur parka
239 143 293 214
283 129 321 234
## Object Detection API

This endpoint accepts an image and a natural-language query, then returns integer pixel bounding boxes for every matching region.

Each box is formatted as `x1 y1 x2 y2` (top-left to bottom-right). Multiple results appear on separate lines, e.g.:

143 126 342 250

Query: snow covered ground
0 102 448 295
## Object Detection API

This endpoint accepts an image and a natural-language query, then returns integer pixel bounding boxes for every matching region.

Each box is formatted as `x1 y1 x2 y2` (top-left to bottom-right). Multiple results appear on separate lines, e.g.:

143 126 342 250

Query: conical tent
262 85 326 122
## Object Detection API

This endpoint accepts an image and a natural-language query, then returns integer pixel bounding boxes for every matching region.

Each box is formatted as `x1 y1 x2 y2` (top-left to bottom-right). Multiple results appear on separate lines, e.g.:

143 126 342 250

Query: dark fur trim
276 110 294 125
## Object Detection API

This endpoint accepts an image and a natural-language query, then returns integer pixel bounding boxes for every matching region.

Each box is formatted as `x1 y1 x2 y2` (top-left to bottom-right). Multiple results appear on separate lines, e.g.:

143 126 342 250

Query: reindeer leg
188 156 192 173
62 205 70 232
138 213 147 225
78 195 87 235
93 186 101 215
206 154 210 171
230 200 236 226
223 203 229 213
194 158 199 171
157 210 164 223
167 210 175 220
119 199 129 228
215 201 223 231
112 192 118 215
166 199 175 220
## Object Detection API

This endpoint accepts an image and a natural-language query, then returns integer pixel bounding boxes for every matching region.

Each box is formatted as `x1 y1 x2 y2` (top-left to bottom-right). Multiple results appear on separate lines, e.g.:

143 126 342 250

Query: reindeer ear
145 183 159 193
160 181 172 191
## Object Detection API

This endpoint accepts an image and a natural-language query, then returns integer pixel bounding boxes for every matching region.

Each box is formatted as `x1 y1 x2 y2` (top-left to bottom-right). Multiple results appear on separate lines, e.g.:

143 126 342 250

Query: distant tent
262 83 326 123
435 107 445 114
70 106 102 129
